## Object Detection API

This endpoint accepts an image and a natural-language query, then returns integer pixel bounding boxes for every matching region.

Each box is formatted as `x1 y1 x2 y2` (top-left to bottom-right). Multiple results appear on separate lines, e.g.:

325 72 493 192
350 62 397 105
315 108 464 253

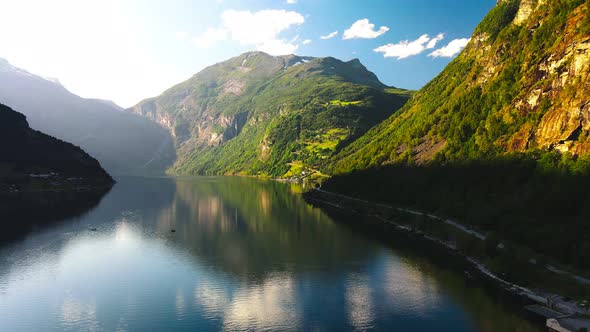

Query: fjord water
0 177 538 331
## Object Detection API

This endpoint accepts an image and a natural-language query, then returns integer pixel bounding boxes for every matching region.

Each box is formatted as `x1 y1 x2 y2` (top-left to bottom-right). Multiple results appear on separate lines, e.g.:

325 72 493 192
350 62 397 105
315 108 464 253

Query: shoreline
303 189 590 324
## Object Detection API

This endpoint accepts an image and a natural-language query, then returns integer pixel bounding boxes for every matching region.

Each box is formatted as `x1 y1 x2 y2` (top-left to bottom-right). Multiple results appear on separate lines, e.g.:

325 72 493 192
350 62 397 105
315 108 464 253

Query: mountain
0 58 175 175
131 52 411 179
330 0 590 173
0 102 113 184
319 0 590 271
0 102 114 241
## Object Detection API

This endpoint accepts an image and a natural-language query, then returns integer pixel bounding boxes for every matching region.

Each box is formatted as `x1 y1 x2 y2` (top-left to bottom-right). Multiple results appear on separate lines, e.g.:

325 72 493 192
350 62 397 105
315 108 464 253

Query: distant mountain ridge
0 58 175 175
131 51 411 179
0 102 113 242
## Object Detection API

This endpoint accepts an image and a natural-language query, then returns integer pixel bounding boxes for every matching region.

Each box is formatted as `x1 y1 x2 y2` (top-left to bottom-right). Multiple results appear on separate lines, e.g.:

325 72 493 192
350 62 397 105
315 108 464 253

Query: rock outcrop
330 0 590 172
131 52 411 178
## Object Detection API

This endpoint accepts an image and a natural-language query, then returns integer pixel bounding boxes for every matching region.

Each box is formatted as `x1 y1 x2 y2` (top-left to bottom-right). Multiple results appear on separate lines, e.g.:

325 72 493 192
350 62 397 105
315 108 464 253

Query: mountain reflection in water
0 177 540 331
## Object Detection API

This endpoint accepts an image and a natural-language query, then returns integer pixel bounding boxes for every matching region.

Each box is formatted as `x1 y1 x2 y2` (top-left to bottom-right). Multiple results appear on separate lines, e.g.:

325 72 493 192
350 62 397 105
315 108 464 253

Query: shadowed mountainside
0 58 176 175
0 103 114 243
321 0 590 272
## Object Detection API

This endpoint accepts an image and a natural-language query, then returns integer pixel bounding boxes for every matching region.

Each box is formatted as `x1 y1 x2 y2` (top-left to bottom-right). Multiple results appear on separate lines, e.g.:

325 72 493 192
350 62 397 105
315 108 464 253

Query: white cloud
175 31 187 40
320 31 338 40
222 10 303 45
302 39 311 45
343 19 389 40
426 33 445 49
374 33 445 59
258 39 299 55
193 9 304 55
192 28 227 48
286 0 297 3
429 38 470 58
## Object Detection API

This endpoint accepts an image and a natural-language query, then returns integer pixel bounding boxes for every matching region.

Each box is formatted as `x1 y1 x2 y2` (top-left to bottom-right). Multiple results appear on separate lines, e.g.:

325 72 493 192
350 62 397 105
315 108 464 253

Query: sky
0 0 496 108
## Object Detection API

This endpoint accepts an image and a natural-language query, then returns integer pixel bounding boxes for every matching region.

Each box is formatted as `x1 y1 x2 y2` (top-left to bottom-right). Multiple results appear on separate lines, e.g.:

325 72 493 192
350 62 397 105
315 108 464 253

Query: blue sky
0 0 496 107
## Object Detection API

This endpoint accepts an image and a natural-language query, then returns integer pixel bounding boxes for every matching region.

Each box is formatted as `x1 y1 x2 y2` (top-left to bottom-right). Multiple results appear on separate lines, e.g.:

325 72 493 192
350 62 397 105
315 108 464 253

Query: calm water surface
0 177 540 331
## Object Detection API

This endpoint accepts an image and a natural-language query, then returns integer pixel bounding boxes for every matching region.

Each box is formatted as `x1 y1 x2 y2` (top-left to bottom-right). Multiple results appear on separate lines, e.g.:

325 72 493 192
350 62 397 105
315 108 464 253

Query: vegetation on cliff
322 0 590 272
329 0 590 173
132 52 411 179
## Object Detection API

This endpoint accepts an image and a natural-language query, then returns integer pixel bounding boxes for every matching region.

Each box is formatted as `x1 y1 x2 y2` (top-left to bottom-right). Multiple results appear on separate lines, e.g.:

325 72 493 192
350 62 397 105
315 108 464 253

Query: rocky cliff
131 52 411 178
330 0 590 173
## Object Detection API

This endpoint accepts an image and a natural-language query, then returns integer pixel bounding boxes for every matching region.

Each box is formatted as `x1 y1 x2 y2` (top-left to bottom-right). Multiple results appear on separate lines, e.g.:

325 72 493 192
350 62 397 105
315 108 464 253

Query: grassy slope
137 53 412 178
330 0 590 174
321 0 590 272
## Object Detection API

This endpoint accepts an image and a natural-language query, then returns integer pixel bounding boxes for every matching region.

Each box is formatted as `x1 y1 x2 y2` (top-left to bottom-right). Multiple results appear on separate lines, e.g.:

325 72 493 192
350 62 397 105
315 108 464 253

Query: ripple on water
0 177 542 332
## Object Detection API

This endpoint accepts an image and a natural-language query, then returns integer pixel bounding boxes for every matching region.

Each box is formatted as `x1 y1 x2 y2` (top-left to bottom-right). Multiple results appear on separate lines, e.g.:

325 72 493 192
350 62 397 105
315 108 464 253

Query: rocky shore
303 189 590 321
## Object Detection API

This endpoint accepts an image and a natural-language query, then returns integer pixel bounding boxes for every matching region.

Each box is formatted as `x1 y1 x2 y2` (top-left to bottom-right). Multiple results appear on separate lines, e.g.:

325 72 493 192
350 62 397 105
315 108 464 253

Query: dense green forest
323 156 590 271
175 81 410 178
320 0 590 272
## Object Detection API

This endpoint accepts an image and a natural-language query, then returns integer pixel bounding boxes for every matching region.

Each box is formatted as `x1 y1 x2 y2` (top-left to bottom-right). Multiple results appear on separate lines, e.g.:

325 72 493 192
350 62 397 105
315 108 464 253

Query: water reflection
175 288 186 320
194 281 229 319
156 177 378 279
382 255 441 315
223 274 301 331
0 177 540 331
346 274 375 330
61 297 97 331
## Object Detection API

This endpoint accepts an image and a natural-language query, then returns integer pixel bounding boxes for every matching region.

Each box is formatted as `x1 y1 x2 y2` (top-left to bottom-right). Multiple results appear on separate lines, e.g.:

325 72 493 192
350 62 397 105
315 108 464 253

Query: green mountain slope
330 0 590 173
320 0 590 272
131 52 411 179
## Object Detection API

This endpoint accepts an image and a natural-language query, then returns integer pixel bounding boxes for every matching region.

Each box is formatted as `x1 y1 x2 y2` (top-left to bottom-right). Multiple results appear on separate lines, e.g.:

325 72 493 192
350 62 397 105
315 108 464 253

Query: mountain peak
0 57 54 82
0 57 16 72
131 51 410 178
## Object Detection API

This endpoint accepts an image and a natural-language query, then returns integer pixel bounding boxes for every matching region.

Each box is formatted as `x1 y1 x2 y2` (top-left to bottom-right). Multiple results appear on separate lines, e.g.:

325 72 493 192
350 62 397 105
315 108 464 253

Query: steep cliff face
131 52 411 178
331 0 590 173
132 53 315 148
